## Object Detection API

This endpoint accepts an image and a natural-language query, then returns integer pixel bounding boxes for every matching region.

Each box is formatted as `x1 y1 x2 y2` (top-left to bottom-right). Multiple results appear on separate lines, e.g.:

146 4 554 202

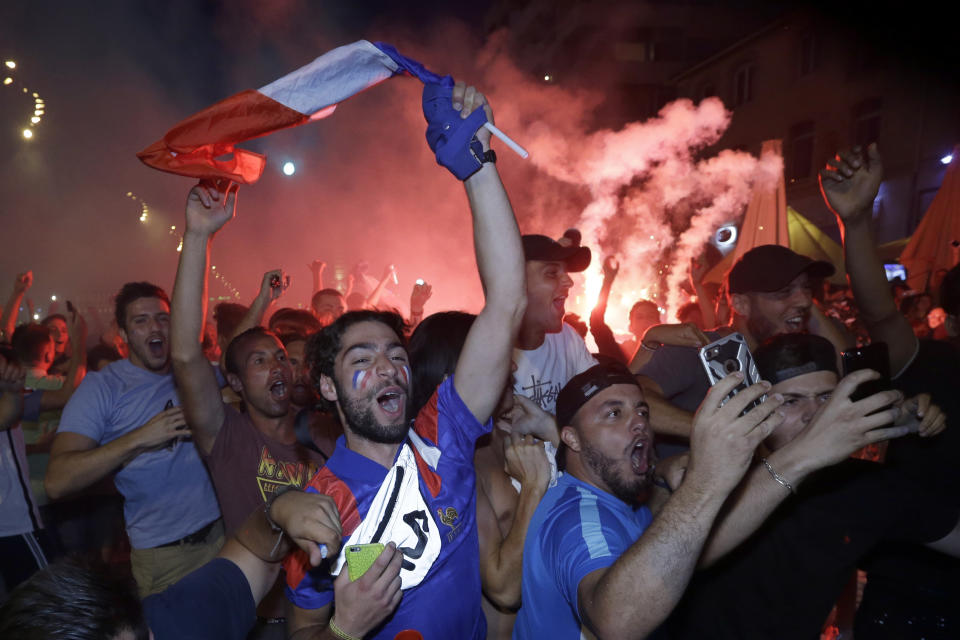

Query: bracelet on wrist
264 485 298 532
328 616 362 640
760 457 796 494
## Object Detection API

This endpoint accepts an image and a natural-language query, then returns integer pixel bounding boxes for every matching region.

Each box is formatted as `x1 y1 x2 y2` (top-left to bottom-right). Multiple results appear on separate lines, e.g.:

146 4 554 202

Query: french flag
137 41 445 184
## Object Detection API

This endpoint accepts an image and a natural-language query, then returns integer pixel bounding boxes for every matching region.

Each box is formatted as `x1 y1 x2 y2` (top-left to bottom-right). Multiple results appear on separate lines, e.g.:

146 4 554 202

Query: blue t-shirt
285 377 489 640
144 557 255 640
58 359 220 548
513 473 653 640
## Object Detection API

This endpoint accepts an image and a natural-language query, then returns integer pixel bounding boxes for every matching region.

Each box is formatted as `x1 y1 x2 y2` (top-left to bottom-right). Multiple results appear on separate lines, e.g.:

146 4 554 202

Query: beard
333 377 408 444
746 312 782 344
581 441 654 505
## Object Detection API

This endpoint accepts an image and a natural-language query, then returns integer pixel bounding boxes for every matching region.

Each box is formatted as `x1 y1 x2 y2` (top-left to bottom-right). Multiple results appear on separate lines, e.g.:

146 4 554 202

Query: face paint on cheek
399 365 410 387
352 369 369 391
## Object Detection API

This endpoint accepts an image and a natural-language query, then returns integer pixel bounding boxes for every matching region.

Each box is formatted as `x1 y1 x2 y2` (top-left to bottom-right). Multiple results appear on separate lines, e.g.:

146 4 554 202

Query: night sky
1 1 956 321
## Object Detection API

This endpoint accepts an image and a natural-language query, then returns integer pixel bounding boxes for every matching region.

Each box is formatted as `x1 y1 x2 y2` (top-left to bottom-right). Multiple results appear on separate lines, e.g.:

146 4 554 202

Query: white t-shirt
513 324 598 415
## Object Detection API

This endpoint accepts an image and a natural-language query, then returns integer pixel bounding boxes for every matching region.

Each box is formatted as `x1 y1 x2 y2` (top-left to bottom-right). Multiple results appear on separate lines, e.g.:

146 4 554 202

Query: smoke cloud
0 4 781 340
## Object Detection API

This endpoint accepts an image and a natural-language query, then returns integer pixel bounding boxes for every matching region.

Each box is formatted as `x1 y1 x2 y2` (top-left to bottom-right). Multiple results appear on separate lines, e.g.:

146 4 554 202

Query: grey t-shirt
637 330 723 413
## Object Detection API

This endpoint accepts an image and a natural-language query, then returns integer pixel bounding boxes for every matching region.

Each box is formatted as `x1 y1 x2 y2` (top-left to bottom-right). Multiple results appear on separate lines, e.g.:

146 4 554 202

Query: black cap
522 234 592 273
727 245 835 295
556 363 640 427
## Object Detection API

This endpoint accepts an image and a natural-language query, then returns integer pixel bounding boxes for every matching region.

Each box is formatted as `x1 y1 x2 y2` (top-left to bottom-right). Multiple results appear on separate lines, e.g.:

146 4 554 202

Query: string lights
3 59 47 140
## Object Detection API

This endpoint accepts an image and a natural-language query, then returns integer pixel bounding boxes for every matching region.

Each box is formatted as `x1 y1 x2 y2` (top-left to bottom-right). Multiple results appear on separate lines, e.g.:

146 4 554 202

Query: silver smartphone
698 332 764 413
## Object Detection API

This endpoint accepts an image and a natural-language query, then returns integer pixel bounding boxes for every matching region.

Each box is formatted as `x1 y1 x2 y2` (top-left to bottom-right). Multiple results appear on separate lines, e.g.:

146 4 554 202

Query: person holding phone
666 333 958 639
284 82 526 640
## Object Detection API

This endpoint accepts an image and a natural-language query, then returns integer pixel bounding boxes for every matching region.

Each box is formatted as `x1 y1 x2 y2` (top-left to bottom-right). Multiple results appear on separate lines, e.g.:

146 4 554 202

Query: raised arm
408 279 432 330
690 257 717 329
364 265 396 310
171 181 237 454
452 85 527 422
577 376 782 637
699 370 906 566
477 432 551 608
231 270 284 341
307 260 327 298
38 308 88 411
1 271 32 342
589 257 629 363
820 145 916 375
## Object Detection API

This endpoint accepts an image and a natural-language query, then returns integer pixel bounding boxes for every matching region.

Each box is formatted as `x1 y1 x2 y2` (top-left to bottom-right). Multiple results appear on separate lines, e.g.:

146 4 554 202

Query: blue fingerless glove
423 76 488 181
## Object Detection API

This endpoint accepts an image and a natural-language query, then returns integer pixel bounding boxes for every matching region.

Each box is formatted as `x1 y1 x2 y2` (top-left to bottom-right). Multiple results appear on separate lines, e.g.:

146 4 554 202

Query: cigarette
483 122 529 159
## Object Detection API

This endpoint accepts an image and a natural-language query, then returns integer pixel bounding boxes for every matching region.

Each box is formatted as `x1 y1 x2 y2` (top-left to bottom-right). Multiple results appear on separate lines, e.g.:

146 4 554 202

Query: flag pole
483 122 529 159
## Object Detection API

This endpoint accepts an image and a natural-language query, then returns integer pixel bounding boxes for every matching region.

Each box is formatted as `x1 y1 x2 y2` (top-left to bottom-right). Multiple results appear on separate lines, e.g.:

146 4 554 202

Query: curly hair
305 310 407 412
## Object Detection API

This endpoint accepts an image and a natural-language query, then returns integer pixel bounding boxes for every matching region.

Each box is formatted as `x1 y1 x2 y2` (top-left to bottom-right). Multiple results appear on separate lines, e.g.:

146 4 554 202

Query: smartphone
882 264 907 282
270 274 291 290
345 543 385 581
841 343 891 402
841 343 893 462
699 333 764 414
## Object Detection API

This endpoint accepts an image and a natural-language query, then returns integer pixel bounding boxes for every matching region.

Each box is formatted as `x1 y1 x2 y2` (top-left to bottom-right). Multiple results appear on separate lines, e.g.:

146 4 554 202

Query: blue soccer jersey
284 377 489 640
513 473 653 640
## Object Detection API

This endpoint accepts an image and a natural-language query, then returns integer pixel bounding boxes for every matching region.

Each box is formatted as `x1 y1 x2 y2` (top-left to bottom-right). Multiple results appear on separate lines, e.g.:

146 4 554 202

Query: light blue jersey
514 473 652 640
58 359 220 548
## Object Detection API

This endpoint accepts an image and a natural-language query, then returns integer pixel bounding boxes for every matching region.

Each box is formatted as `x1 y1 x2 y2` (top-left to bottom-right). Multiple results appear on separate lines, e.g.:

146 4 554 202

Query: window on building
733 64 754 106
852 97 882 148
799 33 819 75
787 121 816 181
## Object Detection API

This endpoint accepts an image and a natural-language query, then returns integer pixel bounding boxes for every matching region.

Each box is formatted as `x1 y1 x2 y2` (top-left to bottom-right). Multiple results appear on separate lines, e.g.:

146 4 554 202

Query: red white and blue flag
137 41 444 184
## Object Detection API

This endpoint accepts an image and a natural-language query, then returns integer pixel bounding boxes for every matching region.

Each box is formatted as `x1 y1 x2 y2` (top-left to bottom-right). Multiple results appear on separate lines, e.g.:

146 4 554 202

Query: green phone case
345 543 385 581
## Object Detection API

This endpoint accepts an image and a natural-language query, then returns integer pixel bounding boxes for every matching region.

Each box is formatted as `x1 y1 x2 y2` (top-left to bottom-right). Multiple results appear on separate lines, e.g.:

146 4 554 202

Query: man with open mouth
634 243 844 456
512 233 597 416
514 362 783 639
46 281 222 597
170 181 336 638
282 82 526 640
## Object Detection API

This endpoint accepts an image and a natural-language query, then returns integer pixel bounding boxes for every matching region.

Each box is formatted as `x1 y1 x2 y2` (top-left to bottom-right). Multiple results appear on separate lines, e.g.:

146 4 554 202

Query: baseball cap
522 234 592 273
727 245 835 295
556 363 640 427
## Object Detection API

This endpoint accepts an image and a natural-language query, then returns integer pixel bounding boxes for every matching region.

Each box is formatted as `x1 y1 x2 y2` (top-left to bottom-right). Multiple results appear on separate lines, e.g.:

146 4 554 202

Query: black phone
840 343 891 402
66 300 76 314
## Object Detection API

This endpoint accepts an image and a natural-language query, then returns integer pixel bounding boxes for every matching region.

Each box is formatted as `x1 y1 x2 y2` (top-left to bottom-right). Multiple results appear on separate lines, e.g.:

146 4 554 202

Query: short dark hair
306 310 407 412
268 307 322 335
213 302 249 343
407 311 476 416
278 331 308 347
311 288 344 307
630 300 659 316
0 556 149 640
940 264 960 317
114 282 169 332
11 323 52 366
677 301 701 324
224 326 282 377
754 333 837 384
86 343 123 372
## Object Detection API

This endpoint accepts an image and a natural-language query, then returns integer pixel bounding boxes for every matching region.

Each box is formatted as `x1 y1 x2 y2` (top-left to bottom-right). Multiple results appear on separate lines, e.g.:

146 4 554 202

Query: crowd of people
1 84 959 640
